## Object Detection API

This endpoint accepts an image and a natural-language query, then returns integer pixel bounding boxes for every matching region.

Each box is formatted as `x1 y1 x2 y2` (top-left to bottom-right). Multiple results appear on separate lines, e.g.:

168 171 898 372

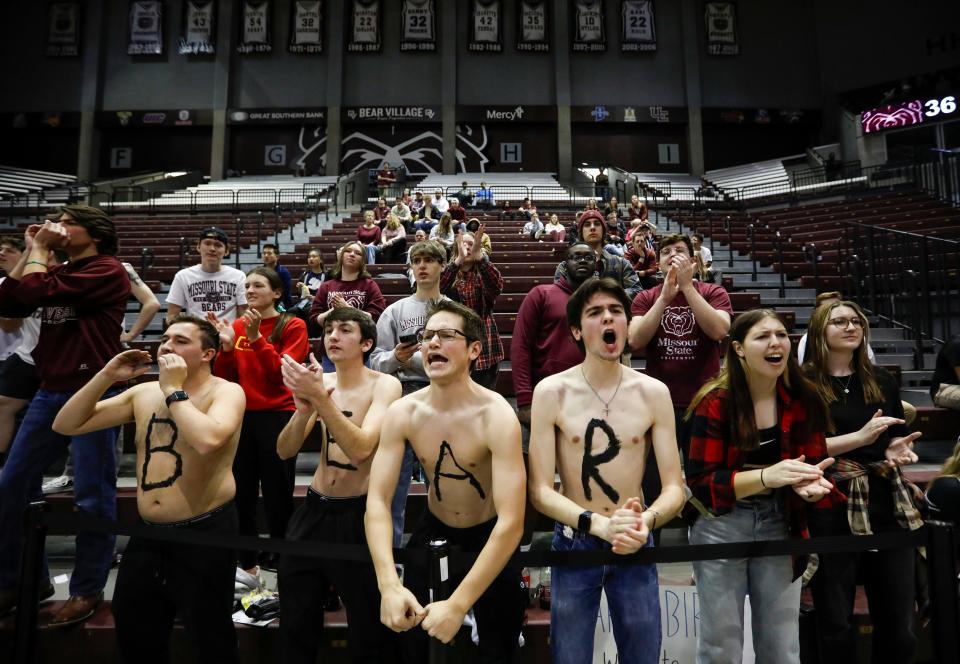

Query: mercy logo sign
485 106 525 121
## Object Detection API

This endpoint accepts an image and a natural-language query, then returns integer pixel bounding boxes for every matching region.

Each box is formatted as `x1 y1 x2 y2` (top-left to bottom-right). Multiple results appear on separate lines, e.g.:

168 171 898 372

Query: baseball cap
199 226 229 245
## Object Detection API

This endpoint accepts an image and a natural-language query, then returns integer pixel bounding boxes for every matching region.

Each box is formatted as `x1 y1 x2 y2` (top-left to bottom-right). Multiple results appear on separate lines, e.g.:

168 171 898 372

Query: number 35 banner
469 0 502 53
572 0 605 52
400 0 436 52
179 0 215 55
238 0 272 54
289 0 322 53
621 0 655 52
517 1 549 52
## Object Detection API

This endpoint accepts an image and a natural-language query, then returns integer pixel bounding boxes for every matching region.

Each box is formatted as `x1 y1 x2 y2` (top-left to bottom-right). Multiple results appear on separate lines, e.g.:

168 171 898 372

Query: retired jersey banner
572 0 605 52
705 2 738 55
289 0 322 53
238 0 271 53
179 0 215 54
469 0 502 53
128 1 163 55
400 0 436 52
348 0 381 53
46 2 81 57
621 0 655 52
517 0 549 52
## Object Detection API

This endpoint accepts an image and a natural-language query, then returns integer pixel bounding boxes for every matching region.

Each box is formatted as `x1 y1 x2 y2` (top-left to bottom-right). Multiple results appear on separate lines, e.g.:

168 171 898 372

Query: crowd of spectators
0 193 953 664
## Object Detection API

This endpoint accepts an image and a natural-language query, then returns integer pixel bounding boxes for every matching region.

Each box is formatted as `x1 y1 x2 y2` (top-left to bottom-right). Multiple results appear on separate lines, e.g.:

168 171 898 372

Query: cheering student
803 300 922 664
686 309 840 664
210 267 309 588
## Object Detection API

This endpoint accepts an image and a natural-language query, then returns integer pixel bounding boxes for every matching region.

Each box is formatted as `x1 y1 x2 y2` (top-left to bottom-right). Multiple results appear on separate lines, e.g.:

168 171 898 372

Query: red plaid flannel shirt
439 258 504 371
687 382 845 539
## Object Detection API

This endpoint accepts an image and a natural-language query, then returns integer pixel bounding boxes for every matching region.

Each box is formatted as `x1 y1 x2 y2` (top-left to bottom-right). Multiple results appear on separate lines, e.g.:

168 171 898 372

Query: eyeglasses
568 254 595 263
419 328 469 343
828 317 864 329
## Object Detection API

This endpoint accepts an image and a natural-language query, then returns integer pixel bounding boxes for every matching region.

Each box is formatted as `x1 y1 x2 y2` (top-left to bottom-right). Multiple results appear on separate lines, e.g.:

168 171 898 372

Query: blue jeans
389 381 428 548
414 220 437 233
551 522 661 664
690 496 801 664
0 388 120 596
364 244 377 265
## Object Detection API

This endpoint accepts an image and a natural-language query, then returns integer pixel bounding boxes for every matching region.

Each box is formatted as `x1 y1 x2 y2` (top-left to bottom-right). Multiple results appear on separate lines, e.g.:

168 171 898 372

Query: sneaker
41 476 73 495
234 567 264 600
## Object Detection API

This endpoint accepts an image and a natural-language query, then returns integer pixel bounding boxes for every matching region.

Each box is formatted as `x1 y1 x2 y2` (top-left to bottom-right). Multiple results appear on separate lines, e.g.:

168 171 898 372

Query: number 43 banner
179 0 215 55
621 0 655 52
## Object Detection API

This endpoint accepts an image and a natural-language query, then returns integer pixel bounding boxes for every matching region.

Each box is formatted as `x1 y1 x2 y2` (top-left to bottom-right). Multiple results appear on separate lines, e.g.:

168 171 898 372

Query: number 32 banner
400 0 436 52
621 0 655 52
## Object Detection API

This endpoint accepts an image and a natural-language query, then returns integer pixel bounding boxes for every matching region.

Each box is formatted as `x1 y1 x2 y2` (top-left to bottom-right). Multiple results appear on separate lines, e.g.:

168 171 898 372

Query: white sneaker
41 476 73 495
234 567 264 600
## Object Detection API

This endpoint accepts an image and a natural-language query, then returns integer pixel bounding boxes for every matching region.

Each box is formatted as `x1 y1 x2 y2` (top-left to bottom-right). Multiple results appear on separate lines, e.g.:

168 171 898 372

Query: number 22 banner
621 0 655 52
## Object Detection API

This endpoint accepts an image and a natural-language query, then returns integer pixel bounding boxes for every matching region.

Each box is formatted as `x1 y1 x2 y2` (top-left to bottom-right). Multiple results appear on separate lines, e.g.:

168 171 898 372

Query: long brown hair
941 439 960 477
331 241 372 279
246 267 295 345
804 300 883 407
686 309 828 451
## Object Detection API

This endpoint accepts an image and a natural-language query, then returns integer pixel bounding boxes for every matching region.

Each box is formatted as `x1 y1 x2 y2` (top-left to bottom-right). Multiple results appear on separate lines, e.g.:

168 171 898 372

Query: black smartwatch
165 390 189 408
577 510 593 534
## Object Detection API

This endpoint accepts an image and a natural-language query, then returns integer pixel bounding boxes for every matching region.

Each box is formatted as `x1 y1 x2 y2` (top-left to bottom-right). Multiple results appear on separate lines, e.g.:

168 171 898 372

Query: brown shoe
47 592 103 628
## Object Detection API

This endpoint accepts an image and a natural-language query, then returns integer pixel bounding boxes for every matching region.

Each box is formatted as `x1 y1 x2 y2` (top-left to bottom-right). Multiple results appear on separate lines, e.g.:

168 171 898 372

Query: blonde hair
941 439 960 477
385 214 402 231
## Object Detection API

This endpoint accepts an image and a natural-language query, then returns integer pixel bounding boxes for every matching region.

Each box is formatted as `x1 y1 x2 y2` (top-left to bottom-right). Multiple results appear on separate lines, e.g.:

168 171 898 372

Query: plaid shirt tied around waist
830 457 925 535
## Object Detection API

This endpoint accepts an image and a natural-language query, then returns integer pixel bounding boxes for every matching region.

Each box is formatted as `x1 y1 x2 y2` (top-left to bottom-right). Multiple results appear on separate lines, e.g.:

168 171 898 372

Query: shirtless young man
365 300 526 662
275 307 402 664
528 277 687 664
52 314 245 663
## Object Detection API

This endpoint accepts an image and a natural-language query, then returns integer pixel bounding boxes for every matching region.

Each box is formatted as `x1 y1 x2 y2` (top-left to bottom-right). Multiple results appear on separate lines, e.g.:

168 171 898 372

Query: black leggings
279 490 399 664
233 410 295 569
112 503 239 664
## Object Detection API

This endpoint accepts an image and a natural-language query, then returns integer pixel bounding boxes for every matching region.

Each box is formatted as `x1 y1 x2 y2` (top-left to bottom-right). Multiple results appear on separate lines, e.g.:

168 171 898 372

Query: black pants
233 410 295 569
381 237 408 264
471 363 500 391
279 490 398 664
809 506 917 664
402 511 524 664
112 502 239 664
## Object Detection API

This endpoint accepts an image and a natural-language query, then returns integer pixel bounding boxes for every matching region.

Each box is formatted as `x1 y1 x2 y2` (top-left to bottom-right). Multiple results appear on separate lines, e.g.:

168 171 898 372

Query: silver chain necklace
833 373 855 395
581 365 624 419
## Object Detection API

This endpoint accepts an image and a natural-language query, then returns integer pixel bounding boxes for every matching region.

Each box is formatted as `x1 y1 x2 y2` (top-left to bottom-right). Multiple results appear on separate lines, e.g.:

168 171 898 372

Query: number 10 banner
572 0 605 52
621 0 655 52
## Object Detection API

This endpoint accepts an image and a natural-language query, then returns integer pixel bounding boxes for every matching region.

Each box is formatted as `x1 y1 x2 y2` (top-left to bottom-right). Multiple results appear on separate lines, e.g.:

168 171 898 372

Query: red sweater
214 315 308 411
510 278 585 408
0 255 129 391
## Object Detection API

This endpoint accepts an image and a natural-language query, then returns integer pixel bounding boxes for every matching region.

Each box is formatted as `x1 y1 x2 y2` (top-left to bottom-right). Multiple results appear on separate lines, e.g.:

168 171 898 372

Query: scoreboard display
861 94 958 134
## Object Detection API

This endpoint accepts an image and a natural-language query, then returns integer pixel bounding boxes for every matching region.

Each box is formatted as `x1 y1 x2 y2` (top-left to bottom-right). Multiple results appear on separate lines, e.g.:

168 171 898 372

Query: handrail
139 247 155 282
177 236 189 271
771 231 786 298
746 223 757 282
802 242 821 293
234 217 244 270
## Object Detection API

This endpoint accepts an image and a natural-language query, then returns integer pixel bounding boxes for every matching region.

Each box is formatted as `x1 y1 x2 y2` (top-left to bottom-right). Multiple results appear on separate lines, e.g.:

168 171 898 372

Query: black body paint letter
141 414 183 491
581 418 621 503
433 440 486 501
324 410 358 471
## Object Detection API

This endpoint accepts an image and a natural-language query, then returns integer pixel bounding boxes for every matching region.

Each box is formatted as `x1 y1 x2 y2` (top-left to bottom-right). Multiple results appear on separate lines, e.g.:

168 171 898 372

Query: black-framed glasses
420 328 468 343
568 253 595 263
828 317 864 329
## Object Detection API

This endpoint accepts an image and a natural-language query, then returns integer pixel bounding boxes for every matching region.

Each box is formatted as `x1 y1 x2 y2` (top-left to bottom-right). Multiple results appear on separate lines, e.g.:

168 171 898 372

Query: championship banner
238 0 272 54
621 0 655 52
705 2 738 55
289 0 322 54
347 0 381 53
572 0 605 52
179 0 215 55
400 0 437 52
516 0 549 52
468 0 502 53
45 2 81 57
128 1 163 55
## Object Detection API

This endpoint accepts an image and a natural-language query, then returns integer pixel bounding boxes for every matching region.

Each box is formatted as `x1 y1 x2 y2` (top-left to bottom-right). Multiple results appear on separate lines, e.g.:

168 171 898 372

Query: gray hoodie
369 294 448 382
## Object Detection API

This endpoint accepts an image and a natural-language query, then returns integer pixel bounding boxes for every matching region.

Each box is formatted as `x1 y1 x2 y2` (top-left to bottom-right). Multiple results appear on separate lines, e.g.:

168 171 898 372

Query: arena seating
415 172 570 203
0 165 81 206
106 175 339 211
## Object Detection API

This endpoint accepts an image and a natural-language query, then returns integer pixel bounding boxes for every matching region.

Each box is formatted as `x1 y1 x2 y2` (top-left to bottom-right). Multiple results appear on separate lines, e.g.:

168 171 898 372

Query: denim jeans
551 522 661 664
389 381 428 548
690 496 801 664
414 220 437 233
364 243 377 265
0 388 120 596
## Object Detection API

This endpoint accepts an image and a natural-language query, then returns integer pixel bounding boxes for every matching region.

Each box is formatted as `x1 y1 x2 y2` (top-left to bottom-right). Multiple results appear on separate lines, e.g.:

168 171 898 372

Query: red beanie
577 209 606 235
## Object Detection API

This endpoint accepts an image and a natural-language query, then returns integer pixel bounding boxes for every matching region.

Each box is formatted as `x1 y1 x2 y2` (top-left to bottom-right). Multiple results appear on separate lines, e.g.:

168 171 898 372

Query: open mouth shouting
426 351 449 370
601 328 620 353
764 352 785 367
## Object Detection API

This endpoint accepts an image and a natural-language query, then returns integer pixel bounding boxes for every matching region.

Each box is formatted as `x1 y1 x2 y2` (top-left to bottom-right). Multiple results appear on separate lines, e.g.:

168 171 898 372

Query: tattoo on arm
324 410 358 471
141 414 183 491
581 419 621 503
433 440 486 502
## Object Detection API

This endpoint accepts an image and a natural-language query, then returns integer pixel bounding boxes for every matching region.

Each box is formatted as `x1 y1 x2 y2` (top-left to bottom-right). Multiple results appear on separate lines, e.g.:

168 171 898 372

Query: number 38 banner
621 0 655 52
289 0 322 53
572 0 605 52
179 0 215 55
400 0 436 52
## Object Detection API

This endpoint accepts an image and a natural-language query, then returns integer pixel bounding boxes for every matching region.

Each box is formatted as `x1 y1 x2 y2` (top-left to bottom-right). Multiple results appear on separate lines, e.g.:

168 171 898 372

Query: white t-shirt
698 246 713 265
0 277 21 361
166 264 248 322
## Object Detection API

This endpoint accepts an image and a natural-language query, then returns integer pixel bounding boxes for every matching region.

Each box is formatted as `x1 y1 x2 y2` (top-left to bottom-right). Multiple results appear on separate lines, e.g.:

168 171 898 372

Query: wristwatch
577 510 593 535
165 390 189 408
